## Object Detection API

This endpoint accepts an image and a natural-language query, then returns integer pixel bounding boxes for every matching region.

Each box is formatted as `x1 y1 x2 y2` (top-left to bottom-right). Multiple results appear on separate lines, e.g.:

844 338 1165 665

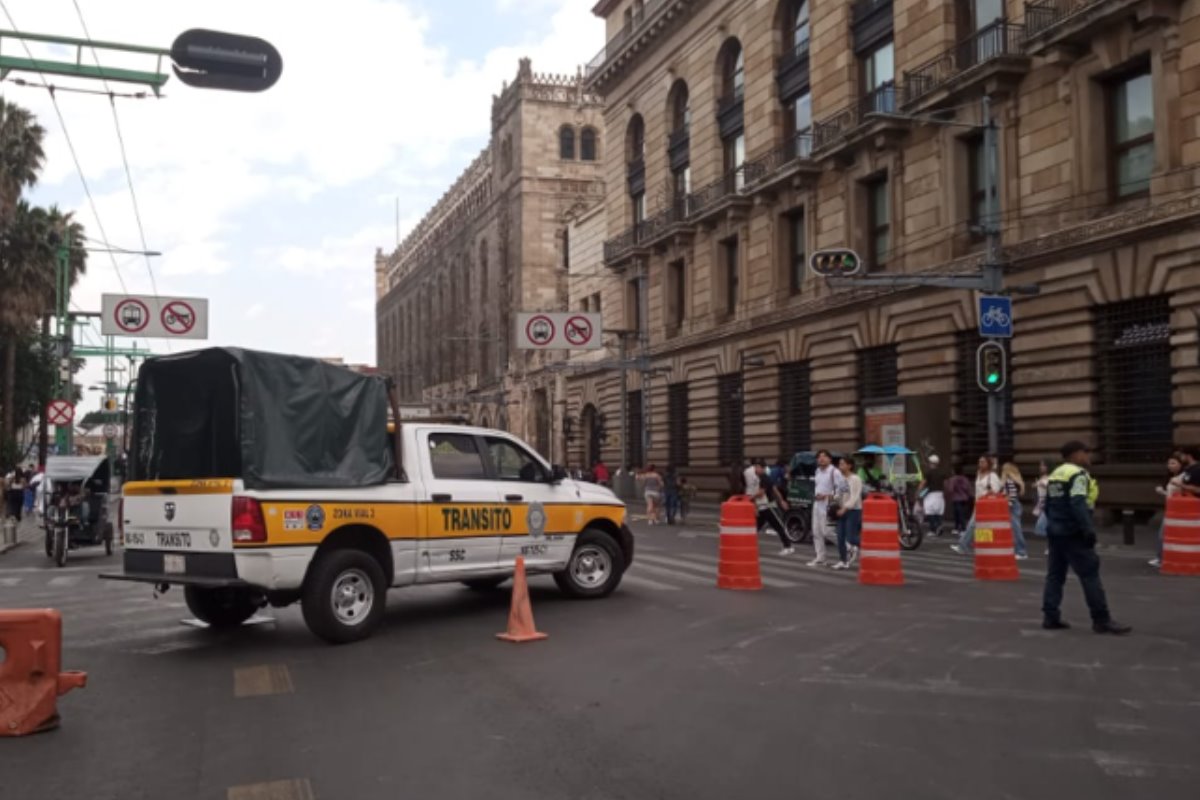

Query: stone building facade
375 59 605 459
564 0 1200 505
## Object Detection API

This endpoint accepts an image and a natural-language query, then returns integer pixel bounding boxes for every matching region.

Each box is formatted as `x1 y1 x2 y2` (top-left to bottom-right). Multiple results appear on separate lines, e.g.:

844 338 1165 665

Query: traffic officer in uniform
1041 441 1131 635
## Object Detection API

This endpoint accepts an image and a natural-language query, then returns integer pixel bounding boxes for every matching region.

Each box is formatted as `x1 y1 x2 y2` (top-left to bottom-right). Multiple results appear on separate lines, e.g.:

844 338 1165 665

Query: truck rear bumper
99 571 252 589
98 548 312 591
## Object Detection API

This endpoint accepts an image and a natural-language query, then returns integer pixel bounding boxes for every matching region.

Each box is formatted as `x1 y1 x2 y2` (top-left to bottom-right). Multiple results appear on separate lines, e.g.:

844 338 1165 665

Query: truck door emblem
164 502 176 521
527 502 546 539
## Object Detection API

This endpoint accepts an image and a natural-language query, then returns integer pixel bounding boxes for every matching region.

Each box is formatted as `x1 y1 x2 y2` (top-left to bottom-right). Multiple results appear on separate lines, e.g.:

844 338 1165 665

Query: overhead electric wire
69 0 163 307
0 0 130 295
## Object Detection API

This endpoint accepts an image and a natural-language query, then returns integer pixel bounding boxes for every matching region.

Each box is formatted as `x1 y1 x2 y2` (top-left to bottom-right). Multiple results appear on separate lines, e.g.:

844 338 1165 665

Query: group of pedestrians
1148 445 1200 568
636 464 695 526
3 464 39 521
947 455 1031 560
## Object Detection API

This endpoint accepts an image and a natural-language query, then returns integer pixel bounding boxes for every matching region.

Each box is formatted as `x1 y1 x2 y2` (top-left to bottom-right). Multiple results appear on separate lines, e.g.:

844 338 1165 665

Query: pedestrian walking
945 466 972 538
641 464 663 525
919 454 947 537
808 450 843 567
1000 462 1030 559
663 465 681 525
752 462 792 554
592 459 610 488
1033 460 1051 540
833 455 863 570
1175 445 1200 497
950 455 1002 555
727 461 746 500
1042 441 1131 635
1148 452 1184 568
5 467 27 521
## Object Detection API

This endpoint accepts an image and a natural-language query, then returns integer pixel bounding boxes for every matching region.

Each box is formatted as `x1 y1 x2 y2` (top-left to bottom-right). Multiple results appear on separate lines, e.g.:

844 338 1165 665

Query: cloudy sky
5 0 603 414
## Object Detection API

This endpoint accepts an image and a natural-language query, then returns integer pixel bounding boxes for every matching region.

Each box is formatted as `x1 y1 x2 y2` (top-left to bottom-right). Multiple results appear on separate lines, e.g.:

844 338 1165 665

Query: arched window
721 39 745 102
626 114 645 164
669 80 690 135
792 0 810 53
580 127 598 161
559 125 576 160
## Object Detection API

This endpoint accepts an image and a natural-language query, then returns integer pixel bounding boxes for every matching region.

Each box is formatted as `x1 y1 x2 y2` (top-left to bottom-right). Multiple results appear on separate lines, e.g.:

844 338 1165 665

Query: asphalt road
1 517 1198 800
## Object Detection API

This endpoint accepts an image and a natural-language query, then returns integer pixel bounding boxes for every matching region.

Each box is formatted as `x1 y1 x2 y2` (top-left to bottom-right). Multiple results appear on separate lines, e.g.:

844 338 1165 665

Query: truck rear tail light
231 496 267 543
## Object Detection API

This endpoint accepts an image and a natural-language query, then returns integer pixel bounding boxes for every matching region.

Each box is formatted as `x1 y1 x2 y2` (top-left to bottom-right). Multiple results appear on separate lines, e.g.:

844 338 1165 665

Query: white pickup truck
104 348 632 644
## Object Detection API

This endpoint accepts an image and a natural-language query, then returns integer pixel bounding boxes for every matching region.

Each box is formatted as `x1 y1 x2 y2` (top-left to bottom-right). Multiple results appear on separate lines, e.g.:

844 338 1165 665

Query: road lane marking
635 553 798 588
234 664 295 698
227 779 315 800
0 577 20 587
671 551 846 586
620 573 682 592
48 576 82 588
629 562 717 586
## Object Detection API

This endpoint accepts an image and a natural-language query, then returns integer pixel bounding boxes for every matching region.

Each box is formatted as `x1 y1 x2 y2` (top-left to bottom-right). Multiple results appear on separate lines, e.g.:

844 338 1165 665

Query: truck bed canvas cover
131 347 393 489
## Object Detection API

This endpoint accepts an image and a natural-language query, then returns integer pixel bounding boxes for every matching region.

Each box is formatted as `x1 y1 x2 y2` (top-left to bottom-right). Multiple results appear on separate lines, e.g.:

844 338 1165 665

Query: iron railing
743 133 814 186
687 165 751 217
1024 0 1104 38
778 39 811 73
812 83 901 150
905 21 1026 103
585 0 671 79
602 197 691 263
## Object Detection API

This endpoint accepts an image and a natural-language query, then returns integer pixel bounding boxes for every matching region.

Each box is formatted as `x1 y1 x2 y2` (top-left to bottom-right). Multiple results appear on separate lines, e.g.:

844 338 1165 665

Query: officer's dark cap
1061 440 1090 460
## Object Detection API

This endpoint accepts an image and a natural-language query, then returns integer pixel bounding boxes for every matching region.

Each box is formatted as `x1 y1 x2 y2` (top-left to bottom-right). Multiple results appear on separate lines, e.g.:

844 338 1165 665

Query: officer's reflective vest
1045 463 1095 536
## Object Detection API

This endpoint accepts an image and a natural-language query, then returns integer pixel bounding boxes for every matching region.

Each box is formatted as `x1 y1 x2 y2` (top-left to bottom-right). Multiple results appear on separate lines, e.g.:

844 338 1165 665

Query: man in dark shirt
1177 446 1200 496
1041 440 1130 635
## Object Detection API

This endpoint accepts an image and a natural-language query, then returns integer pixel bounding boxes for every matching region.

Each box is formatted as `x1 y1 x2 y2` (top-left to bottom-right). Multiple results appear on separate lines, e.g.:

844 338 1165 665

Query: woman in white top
833 456 864 570
1149 453 1184 568
951 454 1002 555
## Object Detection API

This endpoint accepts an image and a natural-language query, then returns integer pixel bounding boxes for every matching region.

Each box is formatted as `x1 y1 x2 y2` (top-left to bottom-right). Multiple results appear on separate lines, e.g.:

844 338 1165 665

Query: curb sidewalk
0 516 41 556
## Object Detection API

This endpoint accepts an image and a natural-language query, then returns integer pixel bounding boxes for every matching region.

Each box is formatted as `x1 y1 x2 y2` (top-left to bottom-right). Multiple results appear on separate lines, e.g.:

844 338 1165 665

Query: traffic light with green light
976 341 1007 393
809 249 863 278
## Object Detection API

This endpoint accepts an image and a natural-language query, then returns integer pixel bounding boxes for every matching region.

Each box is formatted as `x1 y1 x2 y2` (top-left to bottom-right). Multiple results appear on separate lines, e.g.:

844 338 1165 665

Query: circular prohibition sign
161 300 197 335
525 315 555 347
47 399 74 426
113 298 151 333
563 315 594 347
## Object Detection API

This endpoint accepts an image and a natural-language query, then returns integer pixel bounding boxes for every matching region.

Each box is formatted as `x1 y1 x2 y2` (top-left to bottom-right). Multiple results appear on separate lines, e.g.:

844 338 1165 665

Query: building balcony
742 133 820 197
686 165 753 227
584 0 699 93
776 41 811 103
716 94 745 139
627 157 646 195
602 199 695 267
812 83 910 164
903 21 1029 110
1022 0 1172 57
668 128 690 172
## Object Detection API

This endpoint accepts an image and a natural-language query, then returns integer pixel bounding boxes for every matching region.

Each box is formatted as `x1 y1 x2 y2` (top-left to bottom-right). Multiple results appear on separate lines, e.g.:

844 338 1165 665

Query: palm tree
0 98 46 461
0 98 45 226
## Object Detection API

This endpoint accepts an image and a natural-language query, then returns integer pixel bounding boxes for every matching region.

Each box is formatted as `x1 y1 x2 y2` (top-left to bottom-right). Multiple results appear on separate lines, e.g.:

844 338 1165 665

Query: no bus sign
515 312 602 350
101 294 209 340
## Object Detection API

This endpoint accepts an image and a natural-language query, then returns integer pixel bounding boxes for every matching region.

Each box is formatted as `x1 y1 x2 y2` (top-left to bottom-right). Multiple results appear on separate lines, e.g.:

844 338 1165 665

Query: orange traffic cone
496 557 548 643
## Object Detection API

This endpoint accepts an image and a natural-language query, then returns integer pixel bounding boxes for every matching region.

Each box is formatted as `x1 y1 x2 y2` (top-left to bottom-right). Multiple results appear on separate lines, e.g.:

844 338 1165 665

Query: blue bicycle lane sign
978 295 1013 338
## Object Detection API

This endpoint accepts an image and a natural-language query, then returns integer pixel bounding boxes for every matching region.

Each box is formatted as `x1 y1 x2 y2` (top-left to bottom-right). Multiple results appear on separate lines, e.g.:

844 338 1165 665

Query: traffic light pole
982 96 1003 456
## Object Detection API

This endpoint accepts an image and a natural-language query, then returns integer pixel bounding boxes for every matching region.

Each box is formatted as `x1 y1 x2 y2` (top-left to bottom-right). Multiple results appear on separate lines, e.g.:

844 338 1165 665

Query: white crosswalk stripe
620 573 682 592
632 542 1047 591
48 575 82 588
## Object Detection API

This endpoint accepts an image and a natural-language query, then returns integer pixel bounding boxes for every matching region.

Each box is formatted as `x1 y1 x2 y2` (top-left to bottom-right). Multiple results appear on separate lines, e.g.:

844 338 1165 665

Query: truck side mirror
550 464 568 484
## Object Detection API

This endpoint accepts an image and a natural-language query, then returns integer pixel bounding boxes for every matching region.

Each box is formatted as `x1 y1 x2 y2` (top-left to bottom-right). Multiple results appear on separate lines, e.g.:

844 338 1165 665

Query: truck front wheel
553 529 625 599
184 586 260 628
302 549 386 644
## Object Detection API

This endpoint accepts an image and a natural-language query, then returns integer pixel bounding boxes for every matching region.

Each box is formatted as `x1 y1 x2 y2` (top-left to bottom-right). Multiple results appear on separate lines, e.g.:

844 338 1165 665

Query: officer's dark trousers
1042 535 1111 624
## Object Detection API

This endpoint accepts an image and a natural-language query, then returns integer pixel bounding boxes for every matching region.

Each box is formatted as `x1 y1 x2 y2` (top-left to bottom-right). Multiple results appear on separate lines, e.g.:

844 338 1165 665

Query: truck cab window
428 433 488 479
486 438 547 482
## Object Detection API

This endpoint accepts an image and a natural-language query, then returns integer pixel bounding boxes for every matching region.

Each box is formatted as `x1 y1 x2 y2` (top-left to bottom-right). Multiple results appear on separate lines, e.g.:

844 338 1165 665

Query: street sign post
978 295 1013 338
101 294 209 340
47 399 75 427
515 312 603 350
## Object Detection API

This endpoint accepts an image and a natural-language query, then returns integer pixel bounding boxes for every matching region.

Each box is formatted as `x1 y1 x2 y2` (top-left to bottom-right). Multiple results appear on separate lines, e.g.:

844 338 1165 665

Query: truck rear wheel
184 586 259 629
302 549 386 644
554 529 624 599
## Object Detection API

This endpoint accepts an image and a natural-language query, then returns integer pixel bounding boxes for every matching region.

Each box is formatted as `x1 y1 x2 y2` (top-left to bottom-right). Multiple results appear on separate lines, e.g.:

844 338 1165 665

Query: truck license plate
164 554 186 574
